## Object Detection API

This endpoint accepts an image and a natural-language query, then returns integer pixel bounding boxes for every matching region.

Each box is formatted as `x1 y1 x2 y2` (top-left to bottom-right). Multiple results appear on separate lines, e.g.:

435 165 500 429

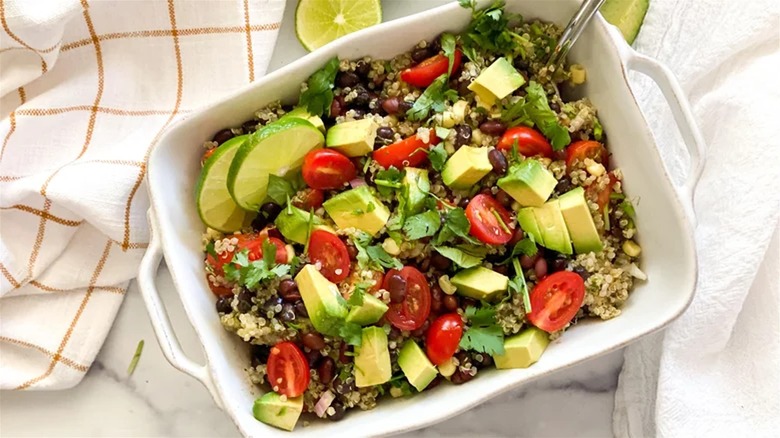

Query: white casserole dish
139 0 705 436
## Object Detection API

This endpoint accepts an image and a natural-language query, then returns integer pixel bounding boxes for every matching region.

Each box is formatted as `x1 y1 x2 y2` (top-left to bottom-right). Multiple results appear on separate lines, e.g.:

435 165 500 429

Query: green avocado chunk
252 392 303 431
558 187 603 253
497 159 557 207
326 118 378 157
280 106 325 133
397 340 438 391
533 199 573 255
516 207 545 246
467 57 526 106
354 326 392 387
441 146 492 189
323 186 390 236
401 167 430 217
346 293 388 326
294 264 348 337
274 205 324 244
493 327 549 369
451 266 509 302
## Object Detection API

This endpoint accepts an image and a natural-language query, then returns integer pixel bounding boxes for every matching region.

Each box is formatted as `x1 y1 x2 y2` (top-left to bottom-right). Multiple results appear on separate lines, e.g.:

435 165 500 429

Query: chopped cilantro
352 232 403 271
403 210 441 240
500 236 537 264
428 143 448 172
223 248 290 289
406 74 458 121
366 245 403 270
593 117 604 141
262 239 277 267
433 246 483 269
440 33 457 76
434 126 451 140
205 241 217 258
459 0 526 64
347 282 371 307
508 258 531 312
266 174 295 206
298 57 340 117
303 207 315 255
374 167 403 196
459 304 505 355
435 207 477 245
619 198 636 220
339 322 363 347
501 82 571 150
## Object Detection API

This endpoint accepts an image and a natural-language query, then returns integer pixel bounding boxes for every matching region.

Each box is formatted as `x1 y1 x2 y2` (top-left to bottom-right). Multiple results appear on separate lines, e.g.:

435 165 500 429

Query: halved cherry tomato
347 269 383 293
206 234 287 276
206 275 233 297
527 271 585 332
302 149 356 190
400 51 463 88
496 126 553 158
425 313 464 366
384 266 431 330
308 230 351 282
201 148 217 165
372 130 439 169
266 341 310 397
586 172 618 213
465 194 515 245
565 140 608 170
292 188 324 211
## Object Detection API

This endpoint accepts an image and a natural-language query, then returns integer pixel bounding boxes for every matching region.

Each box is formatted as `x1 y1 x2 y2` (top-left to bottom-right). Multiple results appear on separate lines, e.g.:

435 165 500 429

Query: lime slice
228 118 324 211
295 0 382 51
600 0 649 44
196 135 255 232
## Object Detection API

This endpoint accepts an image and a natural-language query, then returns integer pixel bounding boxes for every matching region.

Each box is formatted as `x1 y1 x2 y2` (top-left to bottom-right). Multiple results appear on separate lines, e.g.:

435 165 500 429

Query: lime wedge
295 0 382 51
196 135 255 232
600 0 649 44
228 118 324 211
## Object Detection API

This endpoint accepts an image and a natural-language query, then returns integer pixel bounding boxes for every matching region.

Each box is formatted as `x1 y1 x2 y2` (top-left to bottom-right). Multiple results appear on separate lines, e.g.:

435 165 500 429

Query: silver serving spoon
548 0 607 67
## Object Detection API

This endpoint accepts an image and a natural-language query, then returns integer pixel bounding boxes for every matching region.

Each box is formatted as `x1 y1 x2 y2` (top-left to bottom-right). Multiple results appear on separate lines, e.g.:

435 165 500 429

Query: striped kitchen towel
0 0 285 390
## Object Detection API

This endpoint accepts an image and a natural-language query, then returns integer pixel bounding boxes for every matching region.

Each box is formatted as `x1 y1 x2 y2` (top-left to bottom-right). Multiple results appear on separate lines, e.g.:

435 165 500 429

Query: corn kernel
452 100 469 124
382 237 401 256
441 111 456 128
438 358 456 377
389 387 404 398
471 129 484 145
570 64 586 85
586 162 606 177
623 240 642 257
438 275 457 295
444 141 455 155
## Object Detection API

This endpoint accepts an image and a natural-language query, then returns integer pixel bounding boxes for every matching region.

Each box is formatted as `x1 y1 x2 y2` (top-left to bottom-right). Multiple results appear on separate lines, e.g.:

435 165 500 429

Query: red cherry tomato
527 271 586 332
496 126 553 158
292 188 324 211
465 194 515 245
206 234 287 276
201 148 217 165
565 140 608 170
425 313 464 366
205 274 234 297
400 51 463 88
266 341 310 397
302 149 356 190
347 269 383 293
372 130 439 169
308 230 351 282
383 266 432 330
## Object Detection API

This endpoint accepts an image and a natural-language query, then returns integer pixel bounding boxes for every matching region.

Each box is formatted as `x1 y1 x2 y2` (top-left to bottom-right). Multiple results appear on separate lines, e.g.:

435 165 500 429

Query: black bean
330 95 345 117
430 284 443 314
495 189 512 208
387 274 407 303
493 264 509 276
534 258 548 279
328 401 347 421
450 369 474 385
252 345 271 364
376 126 394 140
509 226 526 245
242 120 258 134
471 352 493 369
350 108 366 119
337 71 360 88
443 294 459 312
302 332 326 351
388 327 404 341
345 241 358 261
279 303 296 322
278 279 300 302
479 120 507 136
352 85 371 107
318 357 335 383
489 149 508 175
555 179 573 194
237 290 254 313
261 296 282 313
458 197 470 208
211 129 234 145
355 60 371 77
338 343 351 364
573 266 590 280
250 214 268 231
333 377 356 395
260 202 282 221
411 46 432 63
454 124 472 148
306 349 321 367
381 97 400 115
398 100 414 115
430 253 452 271
552 259 568 272
520 253 539 270
216 295 233 314
294 300 309 318
410 318 431 338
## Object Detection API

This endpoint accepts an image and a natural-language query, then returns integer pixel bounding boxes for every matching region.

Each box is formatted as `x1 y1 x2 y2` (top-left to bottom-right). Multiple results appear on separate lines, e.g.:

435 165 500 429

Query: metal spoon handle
548 0 606 67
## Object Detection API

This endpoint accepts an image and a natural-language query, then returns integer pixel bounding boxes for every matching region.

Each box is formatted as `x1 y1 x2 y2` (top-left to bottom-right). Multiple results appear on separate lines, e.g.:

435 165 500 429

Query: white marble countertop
1 1 624 436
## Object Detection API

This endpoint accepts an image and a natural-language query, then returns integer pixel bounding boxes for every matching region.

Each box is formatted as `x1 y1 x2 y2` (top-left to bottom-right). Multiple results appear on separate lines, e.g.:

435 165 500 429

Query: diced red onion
349 178 367 188
313 390 335 418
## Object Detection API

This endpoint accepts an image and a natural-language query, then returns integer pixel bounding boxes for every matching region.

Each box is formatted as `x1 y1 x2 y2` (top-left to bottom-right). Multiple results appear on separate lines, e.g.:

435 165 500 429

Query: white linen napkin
0 0 285 390
613 0 780 435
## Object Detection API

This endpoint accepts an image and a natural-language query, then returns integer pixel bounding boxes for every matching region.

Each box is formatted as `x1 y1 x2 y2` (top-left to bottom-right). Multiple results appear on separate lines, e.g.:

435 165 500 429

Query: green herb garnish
406 74 458 121
428 143 448 172
433 246 483 269
127 340 144 375
223 248 290 289
299 57 340 117
440 32 457 76
459 304 505 355
403 210 441 240
509 258 531 312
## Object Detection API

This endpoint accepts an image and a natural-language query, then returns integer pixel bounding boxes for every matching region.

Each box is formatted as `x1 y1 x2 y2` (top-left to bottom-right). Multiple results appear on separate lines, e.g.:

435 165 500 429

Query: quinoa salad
195 1 644 431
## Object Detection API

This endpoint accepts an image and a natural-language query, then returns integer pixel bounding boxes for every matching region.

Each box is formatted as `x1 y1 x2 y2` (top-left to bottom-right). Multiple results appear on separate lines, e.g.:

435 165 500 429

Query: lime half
600 0 649 44
295 0 382 51
196 135 255 232
228 118 324 211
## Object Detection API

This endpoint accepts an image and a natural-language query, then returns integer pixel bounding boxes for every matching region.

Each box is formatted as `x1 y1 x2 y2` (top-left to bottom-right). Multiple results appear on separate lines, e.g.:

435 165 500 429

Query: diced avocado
517 207 545 246
467 57 526 106
493 327 549 369
354 326 392 387
558 187 603 253
497 160 557 207
323 186 390 236
252 392 303 431
451 266 509 302
401 168 430 217
397 340 438 391
326 119 378 157
294 264 348 336
281 107 325 133
441 146 492 189
346 293 388 326
533 199 573 255
274 205 324 244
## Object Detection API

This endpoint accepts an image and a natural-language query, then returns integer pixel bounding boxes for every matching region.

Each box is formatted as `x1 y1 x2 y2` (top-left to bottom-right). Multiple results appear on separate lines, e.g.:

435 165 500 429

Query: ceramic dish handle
138 208 223 409
617 43 706 226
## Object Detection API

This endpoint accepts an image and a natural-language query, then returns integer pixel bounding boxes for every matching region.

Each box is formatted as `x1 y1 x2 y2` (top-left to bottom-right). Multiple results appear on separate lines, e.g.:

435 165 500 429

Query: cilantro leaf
440 33 457 76
262 239 277 267
509 258 531 312
464 305 497 326
374 167 403 197
523 82 570 150
266 174 292 206
223 248 290 289
459 1 525 64
406 74 457 121
458 0 476 10
433 246 483 269
205 241 217 258
366 245 403 270
460 304 505 355
427 143 448 172
435 207 476 245
347 282 371 306
500 237 537 264
338 322 363 347
299 57 340 117
403 210 441 240
619 198 636 220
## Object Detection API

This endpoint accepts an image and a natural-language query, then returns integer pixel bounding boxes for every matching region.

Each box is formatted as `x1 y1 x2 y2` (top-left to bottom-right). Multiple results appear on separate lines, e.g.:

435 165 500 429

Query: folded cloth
613 0 780 436
0 0 285 390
